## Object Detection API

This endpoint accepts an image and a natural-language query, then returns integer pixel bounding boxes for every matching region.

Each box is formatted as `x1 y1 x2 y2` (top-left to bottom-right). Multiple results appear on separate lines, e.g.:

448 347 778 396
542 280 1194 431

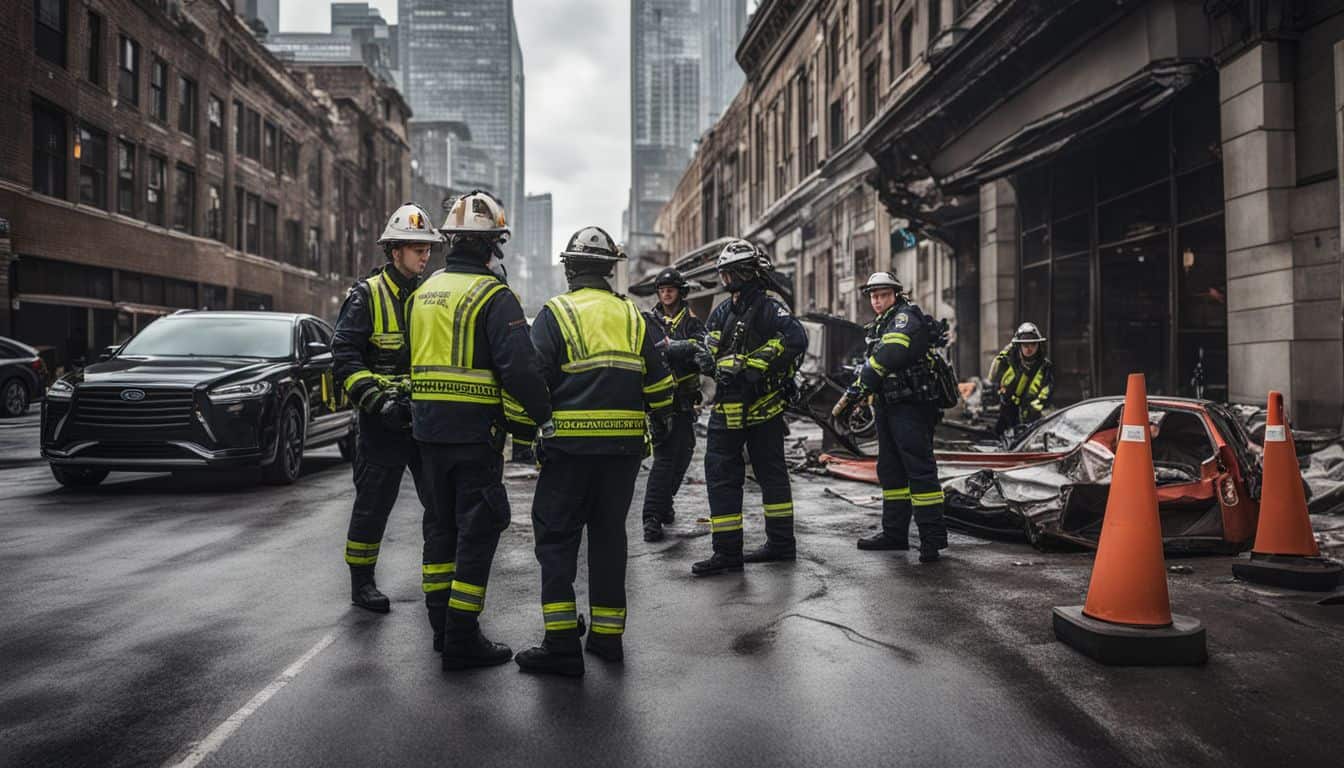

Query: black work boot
660 506 676 525
643 520 665 542
743 543 796 563
918 549 942 563
916 523 948 563
857 532 910 551
428 604 447 653
692 551 744 576
441 626 513 670
585 633 624 662
350 568 390 613
516 636 585 677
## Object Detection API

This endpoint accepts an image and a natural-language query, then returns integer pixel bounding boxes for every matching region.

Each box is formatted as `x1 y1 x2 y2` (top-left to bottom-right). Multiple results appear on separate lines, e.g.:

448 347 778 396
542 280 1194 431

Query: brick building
1 0 412 373
657 0 1344 428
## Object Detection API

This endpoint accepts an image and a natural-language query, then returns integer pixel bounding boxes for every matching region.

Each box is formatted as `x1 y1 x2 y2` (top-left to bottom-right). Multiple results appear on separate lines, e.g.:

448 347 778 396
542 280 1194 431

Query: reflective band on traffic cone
1052 373 1207 665
1231 391 1342 591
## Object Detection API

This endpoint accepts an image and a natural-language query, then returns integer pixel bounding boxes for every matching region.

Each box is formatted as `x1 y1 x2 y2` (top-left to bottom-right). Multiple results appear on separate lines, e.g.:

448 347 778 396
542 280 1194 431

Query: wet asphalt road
2 418 1343 768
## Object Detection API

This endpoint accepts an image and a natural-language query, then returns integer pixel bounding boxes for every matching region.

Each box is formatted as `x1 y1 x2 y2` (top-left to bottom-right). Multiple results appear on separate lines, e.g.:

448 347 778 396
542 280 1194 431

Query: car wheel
51 465 109 488
263 403 305 485
1 378 28 418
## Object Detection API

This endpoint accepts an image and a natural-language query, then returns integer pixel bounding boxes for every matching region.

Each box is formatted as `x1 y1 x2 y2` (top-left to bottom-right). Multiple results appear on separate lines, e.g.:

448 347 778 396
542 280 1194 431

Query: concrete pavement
1 434 1342 768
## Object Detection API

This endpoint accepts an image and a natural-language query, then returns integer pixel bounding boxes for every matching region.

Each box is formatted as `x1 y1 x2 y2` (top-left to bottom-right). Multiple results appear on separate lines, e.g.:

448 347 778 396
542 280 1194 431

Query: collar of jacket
660 302 687 323
873 304 899 328
730 282 763 308
378 263 420 297
441 258 497 278
567 273 613 292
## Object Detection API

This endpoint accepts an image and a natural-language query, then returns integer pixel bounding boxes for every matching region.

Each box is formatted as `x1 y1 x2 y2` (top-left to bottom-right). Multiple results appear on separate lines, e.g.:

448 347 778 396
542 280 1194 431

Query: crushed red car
821 396 1263 553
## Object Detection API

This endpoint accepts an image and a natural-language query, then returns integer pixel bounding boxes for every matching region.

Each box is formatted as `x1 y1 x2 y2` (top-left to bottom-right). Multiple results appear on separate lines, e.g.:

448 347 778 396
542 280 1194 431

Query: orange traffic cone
1231 391 1343 591
1053 373 1207 665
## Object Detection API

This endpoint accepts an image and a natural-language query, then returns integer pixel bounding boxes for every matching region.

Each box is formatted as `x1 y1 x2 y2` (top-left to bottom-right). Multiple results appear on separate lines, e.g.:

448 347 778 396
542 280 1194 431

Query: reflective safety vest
341 270 412 409
994 347 1052 414
409 272 508 406
544 288 670 444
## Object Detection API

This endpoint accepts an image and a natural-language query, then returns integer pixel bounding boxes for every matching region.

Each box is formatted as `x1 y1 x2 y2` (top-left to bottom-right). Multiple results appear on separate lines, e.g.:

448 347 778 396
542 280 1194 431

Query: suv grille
74 387 196 429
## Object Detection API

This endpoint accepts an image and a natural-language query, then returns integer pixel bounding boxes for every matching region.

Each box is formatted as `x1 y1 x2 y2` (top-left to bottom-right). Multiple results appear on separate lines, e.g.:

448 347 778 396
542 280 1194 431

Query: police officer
989 322 1054 437
692 240 807 576
833 272 948 562
334 203 441 621
407 190 552 670
641 267 708 543
514 227 674 677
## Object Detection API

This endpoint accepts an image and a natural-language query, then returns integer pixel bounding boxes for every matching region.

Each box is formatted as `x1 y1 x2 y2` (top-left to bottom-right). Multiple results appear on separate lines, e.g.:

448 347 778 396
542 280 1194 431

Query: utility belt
879 363 938 405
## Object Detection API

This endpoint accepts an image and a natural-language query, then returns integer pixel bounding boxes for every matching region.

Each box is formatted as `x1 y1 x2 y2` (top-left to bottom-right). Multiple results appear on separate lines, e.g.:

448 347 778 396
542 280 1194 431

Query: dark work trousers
344 413 438 623
641 410 697 528
532 452 642 645
994 401 1042 438
704 414 795 556
874 401 947 551
418 442 511 640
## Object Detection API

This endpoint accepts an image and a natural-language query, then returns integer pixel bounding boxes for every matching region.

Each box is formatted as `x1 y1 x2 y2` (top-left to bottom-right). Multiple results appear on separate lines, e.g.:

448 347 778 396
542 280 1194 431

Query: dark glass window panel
1051 150 1092 218
208 95 224 151
1173 77 1221 175
32 102 67 198
150 58 167 121
1021 263 1050 343
245 194 260 254
1022 227 1048 266
234 100 245 153
262 202 277 258
77 123 108 209
206 184 223 241
172 165 195 233
178 77 197 135
1179 331 1228 400
1052 212 1089 257
1016 165 1048 231
1099 235 1170 396
86 11 102 84
1176 216 1228 331
145 155 165 225
35 0 66 66
117 36 138 106
1097 183 1169 245
1177 162 1223 224
1051 254 1092 401
116 140 135 215
1096 109 1168 201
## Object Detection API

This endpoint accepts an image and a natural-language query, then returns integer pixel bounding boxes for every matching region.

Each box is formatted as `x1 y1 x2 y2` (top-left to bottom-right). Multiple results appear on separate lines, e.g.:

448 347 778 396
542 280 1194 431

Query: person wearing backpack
832 272 949 562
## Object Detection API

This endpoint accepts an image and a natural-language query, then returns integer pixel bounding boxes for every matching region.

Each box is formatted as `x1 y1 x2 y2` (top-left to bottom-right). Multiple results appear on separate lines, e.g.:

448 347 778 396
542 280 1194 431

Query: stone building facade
2 0 411 373
657 0 1344 428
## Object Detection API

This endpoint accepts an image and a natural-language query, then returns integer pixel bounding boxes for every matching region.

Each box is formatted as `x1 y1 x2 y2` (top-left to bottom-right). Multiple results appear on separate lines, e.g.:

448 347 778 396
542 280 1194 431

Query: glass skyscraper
398 0 525 248
699 0 747 129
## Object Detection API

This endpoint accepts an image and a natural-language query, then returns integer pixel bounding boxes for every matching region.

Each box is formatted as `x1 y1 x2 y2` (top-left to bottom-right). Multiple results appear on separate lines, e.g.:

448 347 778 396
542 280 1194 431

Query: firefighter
989 322 1054 437
641 267 708 542
692 240 807 576
334 203 441 621
407 190 552 670
515 226 675 677
833 271 948 562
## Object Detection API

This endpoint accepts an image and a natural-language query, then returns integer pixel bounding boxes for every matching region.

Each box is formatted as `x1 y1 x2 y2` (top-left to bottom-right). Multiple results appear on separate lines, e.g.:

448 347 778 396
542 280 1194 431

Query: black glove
362 388 390 416
739 367 764 401
534 419 556 466
694 348 717 376
932 319 951 349
649 413 671 446
378 397 412 431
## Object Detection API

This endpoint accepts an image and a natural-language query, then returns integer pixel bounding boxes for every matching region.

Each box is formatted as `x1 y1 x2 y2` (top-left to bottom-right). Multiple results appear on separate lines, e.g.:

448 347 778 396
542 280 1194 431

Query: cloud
280 0 631 262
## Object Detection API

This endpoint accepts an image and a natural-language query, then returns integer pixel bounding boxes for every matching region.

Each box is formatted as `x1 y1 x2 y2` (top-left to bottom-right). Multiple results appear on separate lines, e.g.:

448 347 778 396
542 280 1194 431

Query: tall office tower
265 3 398 83
236 0 280 36
521 193 555 310
699 0 746 129
630 0 702 262
398 0 525 254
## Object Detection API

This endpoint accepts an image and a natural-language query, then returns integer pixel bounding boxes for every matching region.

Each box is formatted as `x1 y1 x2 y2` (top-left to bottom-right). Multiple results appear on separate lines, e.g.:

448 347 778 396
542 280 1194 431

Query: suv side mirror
98 345 121 362
305 341 331 358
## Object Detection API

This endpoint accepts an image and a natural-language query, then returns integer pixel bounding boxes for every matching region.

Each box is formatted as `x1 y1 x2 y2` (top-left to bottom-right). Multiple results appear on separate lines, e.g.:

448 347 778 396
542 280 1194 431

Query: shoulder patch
892 312 910 329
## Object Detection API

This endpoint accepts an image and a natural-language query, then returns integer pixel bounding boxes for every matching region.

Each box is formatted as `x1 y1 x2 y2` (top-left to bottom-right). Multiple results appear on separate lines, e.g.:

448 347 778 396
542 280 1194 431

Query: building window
282 134 299 177
35 0 67 67
829 98 844 152
860 0 882 41
206 183 223 241
928 0 942 46
307 150 322 198
77 123 108 210
233 99 245 154
203 284 227 309
245 193 260 254
31 102 66 199
146 154 165 225
284 220 302 266
117 36 139 106
262 121 277 171
207 95 223 151
149 58 167 122
900 15 913 72
246 109 261 161
234 186 245 247
117 140 135 216
862 61 880 124
262 203 278 259
173 164 195 233
86 10 102 84
828 23 841 81
307 227 321 271
178 76 197 136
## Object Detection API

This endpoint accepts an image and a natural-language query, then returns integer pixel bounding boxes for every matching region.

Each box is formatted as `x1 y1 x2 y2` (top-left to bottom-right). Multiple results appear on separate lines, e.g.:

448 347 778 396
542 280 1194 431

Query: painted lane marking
165 632 337 768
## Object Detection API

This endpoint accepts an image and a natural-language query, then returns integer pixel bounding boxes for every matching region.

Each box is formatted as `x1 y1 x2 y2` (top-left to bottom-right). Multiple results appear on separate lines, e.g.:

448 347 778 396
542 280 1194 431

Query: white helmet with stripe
441 190 510 242
377 202 444 245
860 271 904 295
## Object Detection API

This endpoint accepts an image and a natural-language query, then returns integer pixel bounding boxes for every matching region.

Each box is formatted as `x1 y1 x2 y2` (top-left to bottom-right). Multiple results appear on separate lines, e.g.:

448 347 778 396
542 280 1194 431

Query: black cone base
1233 553 1344 592
1052 606 1207 666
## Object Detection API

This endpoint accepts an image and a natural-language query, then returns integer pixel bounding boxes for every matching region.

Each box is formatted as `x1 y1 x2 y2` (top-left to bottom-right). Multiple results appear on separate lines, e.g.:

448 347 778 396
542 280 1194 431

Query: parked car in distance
41 311 355 488
1 336 48 418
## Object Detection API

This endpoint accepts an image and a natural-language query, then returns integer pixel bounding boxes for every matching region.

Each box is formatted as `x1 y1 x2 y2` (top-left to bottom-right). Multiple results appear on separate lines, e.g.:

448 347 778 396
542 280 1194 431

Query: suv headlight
208 381 272 401
47 379 75 400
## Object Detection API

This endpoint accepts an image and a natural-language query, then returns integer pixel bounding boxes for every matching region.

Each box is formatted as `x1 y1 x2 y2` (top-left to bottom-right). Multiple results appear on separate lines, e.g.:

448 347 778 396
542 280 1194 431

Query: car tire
1 378 29 418
51 465 109 488
263 402 305 485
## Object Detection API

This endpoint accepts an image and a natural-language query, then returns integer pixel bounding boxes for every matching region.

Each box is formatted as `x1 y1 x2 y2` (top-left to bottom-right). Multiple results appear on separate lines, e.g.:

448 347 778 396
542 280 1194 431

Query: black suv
41 311 355 488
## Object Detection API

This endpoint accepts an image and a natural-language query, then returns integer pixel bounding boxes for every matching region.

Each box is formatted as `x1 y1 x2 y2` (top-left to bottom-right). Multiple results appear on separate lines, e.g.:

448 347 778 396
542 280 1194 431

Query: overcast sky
280 1 631 262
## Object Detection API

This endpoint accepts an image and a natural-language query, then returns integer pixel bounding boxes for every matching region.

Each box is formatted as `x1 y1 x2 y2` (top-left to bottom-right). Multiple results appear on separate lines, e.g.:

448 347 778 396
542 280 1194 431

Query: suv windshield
119 316 294 359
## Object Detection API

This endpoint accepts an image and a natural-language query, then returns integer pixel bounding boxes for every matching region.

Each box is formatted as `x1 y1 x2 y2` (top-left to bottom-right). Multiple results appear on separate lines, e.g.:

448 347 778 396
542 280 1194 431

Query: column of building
978 179 1017 375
